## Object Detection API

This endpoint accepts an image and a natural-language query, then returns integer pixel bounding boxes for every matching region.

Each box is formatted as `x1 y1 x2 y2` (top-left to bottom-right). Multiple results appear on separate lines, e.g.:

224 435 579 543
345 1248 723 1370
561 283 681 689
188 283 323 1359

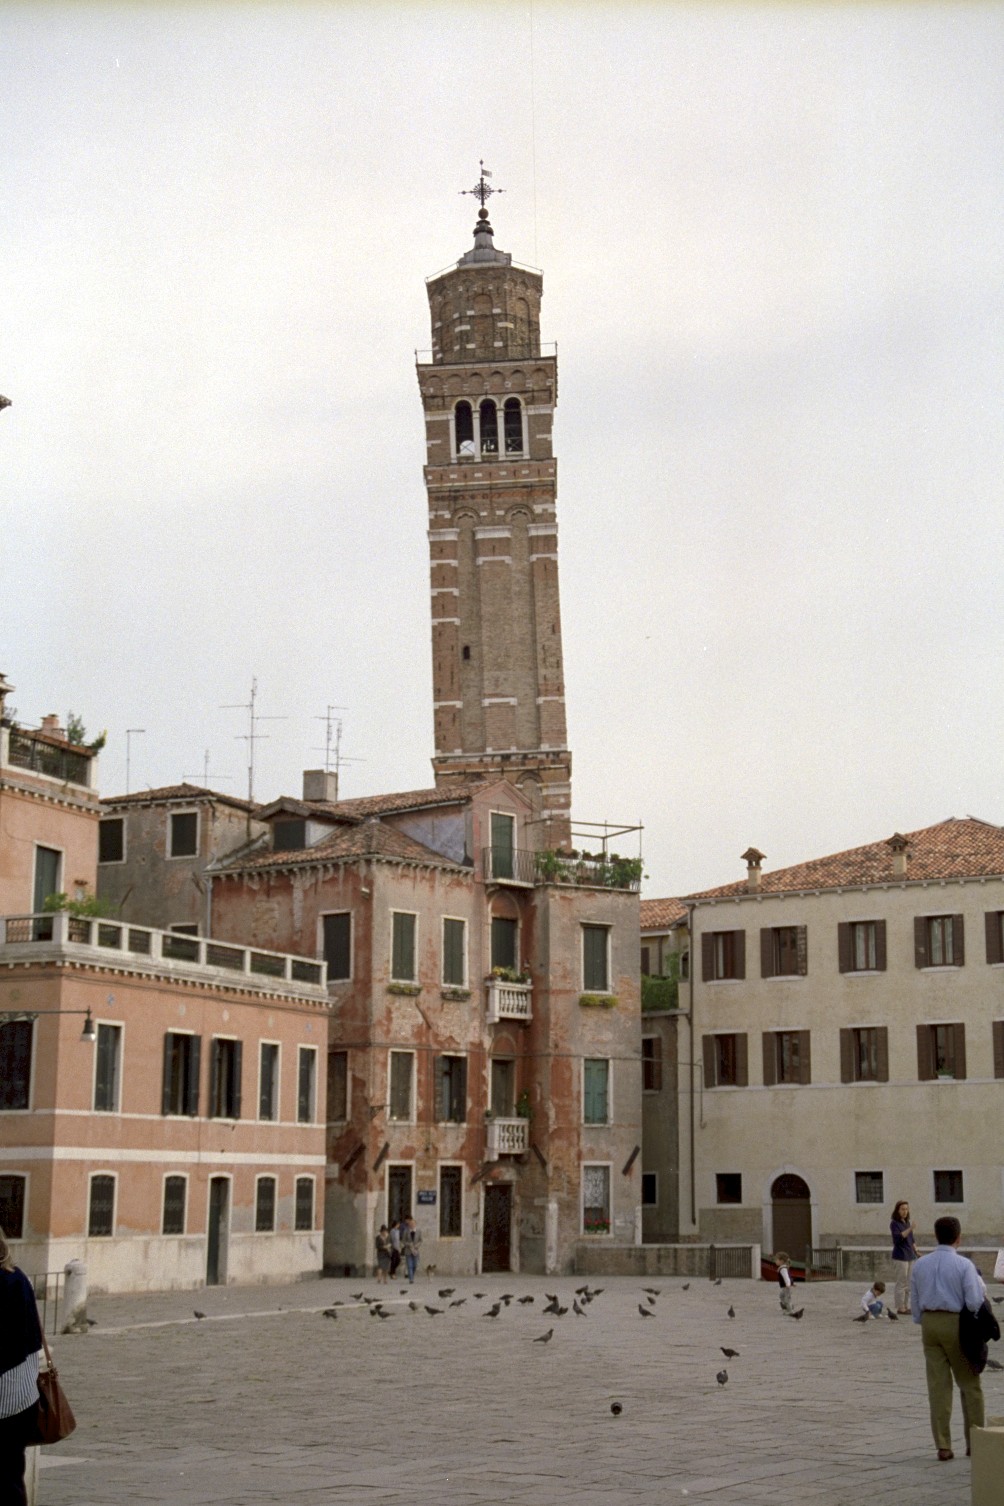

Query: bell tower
416 168 571 847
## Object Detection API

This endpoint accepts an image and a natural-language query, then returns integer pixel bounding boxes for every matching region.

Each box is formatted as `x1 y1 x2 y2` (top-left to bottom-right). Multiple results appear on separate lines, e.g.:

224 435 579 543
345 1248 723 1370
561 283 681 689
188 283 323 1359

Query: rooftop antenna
312 705 365 802
125 728 146 795
183 749 233 791
221 677 286 811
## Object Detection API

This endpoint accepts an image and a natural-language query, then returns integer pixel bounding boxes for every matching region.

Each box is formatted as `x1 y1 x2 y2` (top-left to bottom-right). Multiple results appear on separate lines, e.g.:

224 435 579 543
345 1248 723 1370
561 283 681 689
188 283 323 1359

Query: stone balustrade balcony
486 1117 530 1158
485 977 532 1024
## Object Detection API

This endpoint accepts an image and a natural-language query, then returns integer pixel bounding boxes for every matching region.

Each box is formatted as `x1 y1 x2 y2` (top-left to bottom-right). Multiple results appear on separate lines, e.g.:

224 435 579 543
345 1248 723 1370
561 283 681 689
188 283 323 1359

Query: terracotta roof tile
686 817 1004 901
102 783 259 814
640 898 688 929
218 817 467 873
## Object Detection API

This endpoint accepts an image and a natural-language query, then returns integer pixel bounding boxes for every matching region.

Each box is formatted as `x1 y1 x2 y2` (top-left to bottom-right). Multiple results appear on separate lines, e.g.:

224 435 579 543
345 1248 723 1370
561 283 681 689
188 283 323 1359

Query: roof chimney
742 847 766 893
302 769 338 803
40 714 64 738
886 832 910 877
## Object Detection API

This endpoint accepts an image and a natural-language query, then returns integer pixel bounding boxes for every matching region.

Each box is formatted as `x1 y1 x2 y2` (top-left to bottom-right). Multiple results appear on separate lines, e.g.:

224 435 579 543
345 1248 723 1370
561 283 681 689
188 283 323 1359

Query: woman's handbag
31 1330 76 1445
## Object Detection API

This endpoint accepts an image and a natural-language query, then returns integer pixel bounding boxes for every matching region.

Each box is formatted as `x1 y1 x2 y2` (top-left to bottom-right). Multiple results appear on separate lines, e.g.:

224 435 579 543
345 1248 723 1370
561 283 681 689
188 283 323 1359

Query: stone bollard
61 1258 88 1334
25 1444 39 1506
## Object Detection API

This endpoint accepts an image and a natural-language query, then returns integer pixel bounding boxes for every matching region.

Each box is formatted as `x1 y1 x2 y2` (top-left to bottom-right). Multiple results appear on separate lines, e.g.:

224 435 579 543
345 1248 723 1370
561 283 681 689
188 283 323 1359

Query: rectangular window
272 818 306 852
33 845 61 914
255 1176 276 1232
0 1175 27 1238
0 1021 33 1111
640 945 651 976
162 1175 187 1235
993 1021 1004 1080
716 1173 742 1205
855 1171 884 1205
582 924 610 992
439 1165 463 1237
760 925 807 978
391 912 417 982
840 1026 889 1084
93 1023 122 1112
934 1169 964 1203
434 1055 467 1123
702 1032 748 1089
490 915 518 972
209 1038 242 1119
490 1057 515 1116
582 1164 611 1234
641 1171 657 1206
322 913 351 980
641 1036 663 1092
837 920 887 972
98 818 125 864
917 1022 966 1081
297 1047 317 1123
327 1051 348 1121
702 929 745 981
986 911 1004 965
88 1174 115 1237
259 1043 279 1121
168 811 198 858
161 1033 201 1116
442 917 467 986
762 1030 811 1086
387 1164 412 1226
295 1176 314 1232
489 810 516 880
915 914 964 968
583 1058 610 1124
389 1051 414 1121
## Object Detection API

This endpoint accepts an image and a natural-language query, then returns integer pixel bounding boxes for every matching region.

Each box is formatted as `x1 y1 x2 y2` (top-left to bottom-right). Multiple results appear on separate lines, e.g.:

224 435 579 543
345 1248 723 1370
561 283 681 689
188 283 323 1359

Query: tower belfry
416 173 571 846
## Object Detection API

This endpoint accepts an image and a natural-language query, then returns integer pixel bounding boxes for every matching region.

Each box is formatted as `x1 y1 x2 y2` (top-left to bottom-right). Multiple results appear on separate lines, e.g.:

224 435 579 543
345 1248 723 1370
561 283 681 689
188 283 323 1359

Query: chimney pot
302 769 339 803
741 847 766 893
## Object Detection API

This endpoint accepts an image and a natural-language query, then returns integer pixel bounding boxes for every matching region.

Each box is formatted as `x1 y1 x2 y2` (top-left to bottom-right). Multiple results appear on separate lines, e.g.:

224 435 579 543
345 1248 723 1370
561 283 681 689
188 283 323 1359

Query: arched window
504 398 523 454
455 401 474 457
480 399 499 455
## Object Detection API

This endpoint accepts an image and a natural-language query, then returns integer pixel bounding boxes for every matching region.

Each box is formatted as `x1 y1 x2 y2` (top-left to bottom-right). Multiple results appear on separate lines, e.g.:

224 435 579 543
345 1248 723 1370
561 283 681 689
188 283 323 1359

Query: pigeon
638 1304 655 1318
992 1297 1003 1306
374 1308 392 1320
791 1308 805 1320
474 1292 486 1300
573 1300 586 1317
886 1309 899 1321
500 1294 514 1305
484 1303 502 1318
518 1296 535 1305
193 1310 206 1320
646 1294 657 1307
986 1358 1003 1371
554 1305 568 1317
351 1293 364 1301
322 1308 338 1320
545 1293 559 1304
721 1347 740 1358
449 1299 466 1308
716 1369 728 1385
642 1287 661 1297
727 1306 736 1319
438 1289 455 1298
610 1401 623 1415
424 1306 443 1316
409 1302 421 1312
575 1285 589 1296
543 1299 560 1315
713 1278 723 1286
681 1283 690 1291
400 1288 408 1295
853 1312 870 1323
533 1328 554 1343
590 1288 604 1297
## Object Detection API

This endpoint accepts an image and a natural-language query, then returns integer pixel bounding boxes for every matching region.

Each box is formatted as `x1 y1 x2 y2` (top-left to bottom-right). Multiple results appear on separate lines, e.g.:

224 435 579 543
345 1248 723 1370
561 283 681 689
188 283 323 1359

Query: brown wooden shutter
952 1023 966 1080
187 1035 201 1117
762 1033 777 1086
231 1040 242 1119
702 934 715 982
796 927 808 976
916 1023 934 1080
986 912 1004 966
875 920 887 972
433 1057 445 1121
734 930 746 980
735 1033 748 1087
993 1021 1004 1079
798 1030 811 1084
876 1026 889 1083
839 1028 853 1083
837 923 852 974
760 929 774 979
952 914 965 967
702 1035 716 1089
161 1035 173 1115
914 916 928 969
209 1039 220 1116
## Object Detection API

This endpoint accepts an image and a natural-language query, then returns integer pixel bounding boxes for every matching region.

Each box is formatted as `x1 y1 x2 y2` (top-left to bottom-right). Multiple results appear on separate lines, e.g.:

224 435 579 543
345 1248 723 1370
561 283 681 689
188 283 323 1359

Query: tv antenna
221 677 286 807
312 704 364 802
183 749 233 790
125 727 146 795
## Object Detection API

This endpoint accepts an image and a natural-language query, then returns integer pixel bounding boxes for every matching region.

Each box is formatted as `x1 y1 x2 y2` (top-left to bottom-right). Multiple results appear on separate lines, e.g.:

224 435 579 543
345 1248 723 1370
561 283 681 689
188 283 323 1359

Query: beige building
658 819 1004 1259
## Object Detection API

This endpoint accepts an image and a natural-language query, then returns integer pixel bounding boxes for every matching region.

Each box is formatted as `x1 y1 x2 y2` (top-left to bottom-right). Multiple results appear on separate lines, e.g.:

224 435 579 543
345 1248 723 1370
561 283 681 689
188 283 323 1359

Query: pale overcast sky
3 2 1002 897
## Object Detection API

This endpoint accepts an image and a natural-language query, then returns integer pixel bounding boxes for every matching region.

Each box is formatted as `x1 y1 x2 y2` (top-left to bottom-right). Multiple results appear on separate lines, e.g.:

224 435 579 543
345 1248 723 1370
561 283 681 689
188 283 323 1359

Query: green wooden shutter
584 1059 607 1123
583 926 608 991
798 1030 811 1084
392 913 416 980
875 1027 890 1083
993 1021 1004 1079
839 1029 853 1083
702 1035 716 1089
443 918 465 985
433 1057 445 1122
952 1024 966 1080
734 1033 748 1087
186 1036 201 1116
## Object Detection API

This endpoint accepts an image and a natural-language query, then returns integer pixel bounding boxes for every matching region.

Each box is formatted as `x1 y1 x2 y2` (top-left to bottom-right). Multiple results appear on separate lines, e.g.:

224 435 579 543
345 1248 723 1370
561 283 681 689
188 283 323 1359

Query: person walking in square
911 1215 985 1461
890 1199 919 1314
375 1224 392 1284
0 1229 43 1506
388 1218 403 1280
775 1252 794 1313
402 1214 422 1283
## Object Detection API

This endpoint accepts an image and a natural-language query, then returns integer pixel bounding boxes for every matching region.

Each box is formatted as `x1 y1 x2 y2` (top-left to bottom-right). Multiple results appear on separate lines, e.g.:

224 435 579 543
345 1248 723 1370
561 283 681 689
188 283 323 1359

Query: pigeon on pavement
727 1306 736 1318
721 1347 740 1358
533 1329 554 1344
193 1311 206 1320
638 1304 655 1318
853 1312 870 1323
716 1370 728 1385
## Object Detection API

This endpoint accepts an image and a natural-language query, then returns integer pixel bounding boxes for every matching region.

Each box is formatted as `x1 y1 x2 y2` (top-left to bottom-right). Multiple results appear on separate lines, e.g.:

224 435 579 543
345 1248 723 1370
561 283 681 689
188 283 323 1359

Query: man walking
911 1215 985 1460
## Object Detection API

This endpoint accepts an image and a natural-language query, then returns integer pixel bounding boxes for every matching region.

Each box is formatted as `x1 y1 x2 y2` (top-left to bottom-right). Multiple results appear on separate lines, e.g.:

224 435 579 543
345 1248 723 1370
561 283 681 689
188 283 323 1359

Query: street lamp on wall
0 1009 97 1043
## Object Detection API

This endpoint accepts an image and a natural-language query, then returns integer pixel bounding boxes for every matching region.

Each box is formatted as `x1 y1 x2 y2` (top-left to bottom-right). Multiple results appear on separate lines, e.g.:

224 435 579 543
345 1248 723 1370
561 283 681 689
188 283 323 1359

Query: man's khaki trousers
920 1310 985 1452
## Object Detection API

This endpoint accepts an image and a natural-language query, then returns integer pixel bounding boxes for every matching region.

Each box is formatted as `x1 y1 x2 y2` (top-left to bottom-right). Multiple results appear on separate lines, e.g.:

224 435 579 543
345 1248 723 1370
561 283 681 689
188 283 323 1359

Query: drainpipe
686 902 696 1230
205 872 213 937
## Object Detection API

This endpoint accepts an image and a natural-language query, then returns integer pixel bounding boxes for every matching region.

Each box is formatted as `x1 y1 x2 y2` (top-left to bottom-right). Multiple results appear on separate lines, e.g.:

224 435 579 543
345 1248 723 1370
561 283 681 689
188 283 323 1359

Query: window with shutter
442 917 466 986
582 925 610 992
490 811 516 879
163 1033 201 1116
439 1166 463 1237
704 930 745 980
259 1043 279 1120
322 913 351 980
209 1038 241 1119
297 1047 316 1123
919 915 962 968
94 1024 122 1112
583 1059 609 1124
389 1052 414 1120
986 912 1004 966
490 915 518 971
391 912 417 982
435 1055 467 1122
0 1021 33 1110
992 1021 1004 1080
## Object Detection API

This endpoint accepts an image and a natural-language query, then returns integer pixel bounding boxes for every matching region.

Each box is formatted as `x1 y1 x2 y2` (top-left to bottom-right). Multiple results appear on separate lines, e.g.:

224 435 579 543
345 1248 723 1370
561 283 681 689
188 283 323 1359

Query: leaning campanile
416 168 571 847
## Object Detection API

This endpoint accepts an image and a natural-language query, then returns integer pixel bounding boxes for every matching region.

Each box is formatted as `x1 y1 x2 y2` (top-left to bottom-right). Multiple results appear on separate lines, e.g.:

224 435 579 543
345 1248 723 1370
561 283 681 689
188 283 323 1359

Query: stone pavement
36 1275 1002 1506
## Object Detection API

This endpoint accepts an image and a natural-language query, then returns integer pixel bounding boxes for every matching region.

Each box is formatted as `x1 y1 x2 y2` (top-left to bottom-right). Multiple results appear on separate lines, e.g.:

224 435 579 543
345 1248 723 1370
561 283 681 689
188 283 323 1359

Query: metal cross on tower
461 160 503 209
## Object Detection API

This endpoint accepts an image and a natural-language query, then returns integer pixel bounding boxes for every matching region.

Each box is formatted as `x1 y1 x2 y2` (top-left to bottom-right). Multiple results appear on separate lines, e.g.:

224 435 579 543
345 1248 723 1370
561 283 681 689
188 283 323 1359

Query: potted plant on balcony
515 1090 532 1121
583 1216 611 1235
488 965 531 984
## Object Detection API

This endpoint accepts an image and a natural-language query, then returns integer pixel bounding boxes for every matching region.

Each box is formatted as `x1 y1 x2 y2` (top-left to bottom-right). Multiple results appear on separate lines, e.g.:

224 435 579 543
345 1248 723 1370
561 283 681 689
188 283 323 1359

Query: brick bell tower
416 167 571 847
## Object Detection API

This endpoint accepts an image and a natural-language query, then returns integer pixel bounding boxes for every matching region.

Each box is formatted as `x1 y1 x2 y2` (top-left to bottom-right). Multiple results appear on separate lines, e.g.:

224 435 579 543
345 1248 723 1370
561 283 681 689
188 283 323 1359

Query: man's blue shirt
910 1243 984 1323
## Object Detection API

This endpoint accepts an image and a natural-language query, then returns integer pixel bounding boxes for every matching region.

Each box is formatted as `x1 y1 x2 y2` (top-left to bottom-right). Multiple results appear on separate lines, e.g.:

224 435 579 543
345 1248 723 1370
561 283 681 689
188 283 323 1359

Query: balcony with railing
2 727 94 787
485 977 532 1024
486 1117 530 1158
482 846 643 892
0 913 328 997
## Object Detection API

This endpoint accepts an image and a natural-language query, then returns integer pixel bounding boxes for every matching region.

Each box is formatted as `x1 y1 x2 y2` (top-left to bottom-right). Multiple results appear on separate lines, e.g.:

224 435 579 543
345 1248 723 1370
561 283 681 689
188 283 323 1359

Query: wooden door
482 1183 512 1272
771 1173 811 1261
207 1177 229 1286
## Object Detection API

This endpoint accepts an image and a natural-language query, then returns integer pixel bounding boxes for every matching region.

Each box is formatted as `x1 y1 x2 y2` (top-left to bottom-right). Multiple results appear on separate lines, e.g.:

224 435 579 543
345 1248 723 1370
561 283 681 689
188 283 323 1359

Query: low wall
834 1245 1001 1283
573 1243 760 1278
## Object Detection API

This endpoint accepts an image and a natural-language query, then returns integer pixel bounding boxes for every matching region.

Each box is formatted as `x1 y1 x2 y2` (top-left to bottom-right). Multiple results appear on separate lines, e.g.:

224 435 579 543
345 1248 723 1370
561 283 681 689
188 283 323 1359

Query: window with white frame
439 1165 462 1237
162 1175 187 1234
583 1059 610 1124
391 912 417 982
294 1176 314 1232
88 1173 115 1237
255 1176 276 1232
442 917 467 987
582 924 610 992
582 1164 611 1234
0 1021 33 1111
389 1051 414 1121
93 1023 122 1113
259 1042 279 1121
209 1038 242 1119
297 1046 317 1123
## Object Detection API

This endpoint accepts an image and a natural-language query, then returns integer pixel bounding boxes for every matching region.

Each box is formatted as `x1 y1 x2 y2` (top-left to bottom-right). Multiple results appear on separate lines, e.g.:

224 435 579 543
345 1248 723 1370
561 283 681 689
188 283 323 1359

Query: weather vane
461 160 503 209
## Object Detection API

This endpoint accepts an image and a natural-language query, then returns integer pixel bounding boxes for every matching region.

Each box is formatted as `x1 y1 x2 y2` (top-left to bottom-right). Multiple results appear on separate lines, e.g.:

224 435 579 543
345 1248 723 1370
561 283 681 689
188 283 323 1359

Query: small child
776 1252 794 1313
861 1280 886 1318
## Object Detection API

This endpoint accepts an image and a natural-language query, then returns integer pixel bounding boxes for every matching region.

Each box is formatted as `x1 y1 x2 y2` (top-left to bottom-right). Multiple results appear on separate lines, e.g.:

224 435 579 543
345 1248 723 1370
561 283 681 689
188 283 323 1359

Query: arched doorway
770 1173 811 1262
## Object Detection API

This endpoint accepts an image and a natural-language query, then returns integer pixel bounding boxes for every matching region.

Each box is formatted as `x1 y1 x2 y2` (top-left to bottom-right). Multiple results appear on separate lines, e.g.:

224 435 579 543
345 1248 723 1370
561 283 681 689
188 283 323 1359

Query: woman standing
375 1225 392 1284
890 1199 919 1314
0 1229 42 1506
